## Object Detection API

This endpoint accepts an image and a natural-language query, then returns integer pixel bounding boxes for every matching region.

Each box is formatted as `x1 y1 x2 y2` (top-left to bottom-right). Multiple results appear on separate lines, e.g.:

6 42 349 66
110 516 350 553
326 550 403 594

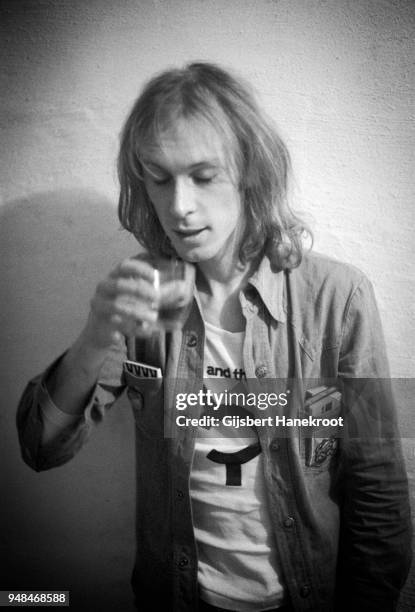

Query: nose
170 178 195 219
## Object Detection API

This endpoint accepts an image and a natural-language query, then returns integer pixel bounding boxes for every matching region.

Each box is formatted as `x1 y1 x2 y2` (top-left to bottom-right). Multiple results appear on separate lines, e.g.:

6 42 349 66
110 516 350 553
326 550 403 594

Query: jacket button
176 489 184 499
269 439 279 451
300 585 311 598
255 365 267 378
283 517 295 529
186 334 198 348
178 555 189 569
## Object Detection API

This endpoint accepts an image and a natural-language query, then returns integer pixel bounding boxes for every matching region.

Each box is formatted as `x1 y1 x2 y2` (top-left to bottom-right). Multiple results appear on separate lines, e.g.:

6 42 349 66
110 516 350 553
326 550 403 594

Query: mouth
173 227 207 239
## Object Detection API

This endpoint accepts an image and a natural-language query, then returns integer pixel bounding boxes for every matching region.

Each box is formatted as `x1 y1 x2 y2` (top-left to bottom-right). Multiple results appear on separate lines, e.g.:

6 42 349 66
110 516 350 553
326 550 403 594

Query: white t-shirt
190 321 286 611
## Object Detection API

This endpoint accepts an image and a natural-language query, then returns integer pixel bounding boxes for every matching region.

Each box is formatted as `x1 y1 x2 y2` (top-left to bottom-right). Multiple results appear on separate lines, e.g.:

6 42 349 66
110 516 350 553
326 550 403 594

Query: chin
176 250 204 263
174 246 215 264
173 244 214 263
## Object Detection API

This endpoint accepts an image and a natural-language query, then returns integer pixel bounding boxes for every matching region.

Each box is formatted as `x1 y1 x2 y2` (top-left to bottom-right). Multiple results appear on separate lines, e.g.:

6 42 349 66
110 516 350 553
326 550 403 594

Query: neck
196 253 251 296
195 253 261 332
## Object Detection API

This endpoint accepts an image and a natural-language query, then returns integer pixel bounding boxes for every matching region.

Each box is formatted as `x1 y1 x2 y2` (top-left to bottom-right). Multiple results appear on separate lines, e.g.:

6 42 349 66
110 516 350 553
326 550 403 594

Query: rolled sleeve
17 341 127 472
40 381 82 430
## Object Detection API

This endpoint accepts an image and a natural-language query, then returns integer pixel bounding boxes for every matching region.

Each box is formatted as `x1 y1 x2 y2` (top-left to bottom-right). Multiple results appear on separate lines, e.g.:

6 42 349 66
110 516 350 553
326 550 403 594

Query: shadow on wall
1 189 414 611
0 189 138 611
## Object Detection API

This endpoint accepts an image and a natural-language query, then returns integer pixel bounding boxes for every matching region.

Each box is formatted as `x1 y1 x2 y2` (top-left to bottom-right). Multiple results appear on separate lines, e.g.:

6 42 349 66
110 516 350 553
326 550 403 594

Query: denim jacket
17 252 412 612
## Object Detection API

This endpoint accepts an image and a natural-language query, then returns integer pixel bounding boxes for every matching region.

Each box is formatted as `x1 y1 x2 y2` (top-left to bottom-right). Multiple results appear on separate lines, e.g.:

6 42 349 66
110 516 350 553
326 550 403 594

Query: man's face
141 117 243 264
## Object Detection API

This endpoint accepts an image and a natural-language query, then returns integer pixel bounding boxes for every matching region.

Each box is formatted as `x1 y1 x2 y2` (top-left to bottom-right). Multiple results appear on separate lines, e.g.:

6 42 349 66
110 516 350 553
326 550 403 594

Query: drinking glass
151 257 195 331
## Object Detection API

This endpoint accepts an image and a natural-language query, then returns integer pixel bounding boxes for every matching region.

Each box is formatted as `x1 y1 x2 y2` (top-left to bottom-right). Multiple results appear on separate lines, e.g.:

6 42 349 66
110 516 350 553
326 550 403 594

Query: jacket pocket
299 384 342 471
126 380 164 438
300 435 339 471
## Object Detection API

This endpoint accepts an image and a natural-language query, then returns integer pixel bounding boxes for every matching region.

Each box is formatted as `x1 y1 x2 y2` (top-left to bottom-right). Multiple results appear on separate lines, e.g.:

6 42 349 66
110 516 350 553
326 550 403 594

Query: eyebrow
141 159 222 172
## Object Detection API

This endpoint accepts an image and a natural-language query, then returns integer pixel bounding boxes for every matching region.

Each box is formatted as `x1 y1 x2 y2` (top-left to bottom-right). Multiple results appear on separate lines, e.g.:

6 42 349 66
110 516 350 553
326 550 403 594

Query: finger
158 280 192 307
104 309 158 339
113 313 159 338
110 258 156 283
91 294 158 324
96 276 158 304
133 320 156 338
108 313 138 337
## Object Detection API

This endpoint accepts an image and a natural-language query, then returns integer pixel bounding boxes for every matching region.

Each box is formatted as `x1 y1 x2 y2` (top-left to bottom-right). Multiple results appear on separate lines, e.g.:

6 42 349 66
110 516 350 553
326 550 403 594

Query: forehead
140 116 235 169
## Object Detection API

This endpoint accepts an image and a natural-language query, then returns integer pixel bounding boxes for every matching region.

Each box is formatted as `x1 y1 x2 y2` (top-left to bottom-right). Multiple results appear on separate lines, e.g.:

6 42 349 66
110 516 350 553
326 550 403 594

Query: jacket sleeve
335 275 412 611
16 340 127 472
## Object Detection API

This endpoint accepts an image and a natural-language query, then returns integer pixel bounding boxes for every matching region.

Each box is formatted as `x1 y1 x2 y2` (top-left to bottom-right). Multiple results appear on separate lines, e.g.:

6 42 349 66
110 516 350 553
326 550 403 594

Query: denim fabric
197 600 294 612
17 252 412 612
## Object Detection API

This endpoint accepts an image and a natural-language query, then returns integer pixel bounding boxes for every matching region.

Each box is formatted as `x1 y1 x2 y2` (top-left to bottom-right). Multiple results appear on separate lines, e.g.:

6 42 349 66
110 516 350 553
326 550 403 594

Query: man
17 62 412 611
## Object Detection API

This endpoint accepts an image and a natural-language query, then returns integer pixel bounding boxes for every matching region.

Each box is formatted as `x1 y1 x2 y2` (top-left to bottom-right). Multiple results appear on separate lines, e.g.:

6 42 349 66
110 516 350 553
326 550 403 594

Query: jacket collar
247 255 287 323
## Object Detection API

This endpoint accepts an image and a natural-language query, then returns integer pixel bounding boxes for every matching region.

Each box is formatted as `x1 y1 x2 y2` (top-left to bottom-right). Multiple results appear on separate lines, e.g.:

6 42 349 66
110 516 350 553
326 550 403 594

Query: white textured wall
1 1 414 610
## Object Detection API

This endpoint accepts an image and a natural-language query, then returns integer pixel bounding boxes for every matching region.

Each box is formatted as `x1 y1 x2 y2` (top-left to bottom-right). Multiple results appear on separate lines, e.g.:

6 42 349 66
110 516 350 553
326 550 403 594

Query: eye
193 174 216 185
141 164 171 186
152 176 171 186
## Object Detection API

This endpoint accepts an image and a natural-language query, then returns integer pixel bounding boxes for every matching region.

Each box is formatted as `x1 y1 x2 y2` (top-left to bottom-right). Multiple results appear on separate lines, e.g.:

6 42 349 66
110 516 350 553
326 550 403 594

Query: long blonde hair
118 61 311 269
